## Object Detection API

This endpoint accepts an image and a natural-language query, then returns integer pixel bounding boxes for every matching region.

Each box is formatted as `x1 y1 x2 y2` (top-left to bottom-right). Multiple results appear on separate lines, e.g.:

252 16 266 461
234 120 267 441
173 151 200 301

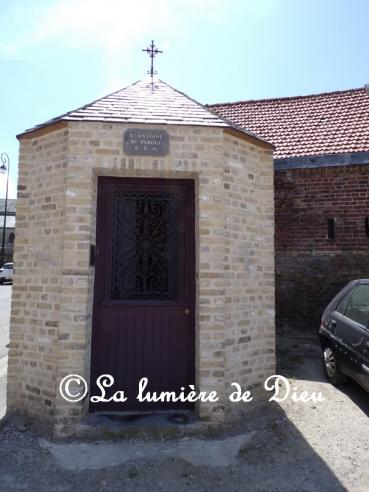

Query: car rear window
336 292 351 315
344 284 369 327
3 263 13 269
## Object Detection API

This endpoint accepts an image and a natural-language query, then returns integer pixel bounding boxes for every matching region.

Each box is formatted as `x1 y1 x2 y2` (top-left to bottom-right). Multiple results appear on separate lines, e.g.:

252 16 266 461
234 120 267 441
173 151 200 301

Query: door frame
89 175 197 413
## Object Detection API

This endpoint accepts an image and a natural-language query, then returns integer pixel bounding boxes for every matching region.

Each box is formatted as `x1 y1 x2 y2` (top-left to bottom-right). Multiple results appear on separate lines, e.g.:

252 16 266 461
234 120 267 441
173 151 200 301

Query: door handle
184 309 190 315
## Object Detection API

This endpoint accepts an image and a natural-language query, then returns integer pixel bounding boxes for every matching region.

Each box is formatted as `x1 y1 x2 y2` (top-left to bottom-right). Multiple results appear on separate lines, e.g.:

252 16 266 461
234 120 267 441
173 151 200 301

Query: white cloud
0 0 185 87
3 0 204 54
2 0 277 52
0 0 276 89
33 0 164 50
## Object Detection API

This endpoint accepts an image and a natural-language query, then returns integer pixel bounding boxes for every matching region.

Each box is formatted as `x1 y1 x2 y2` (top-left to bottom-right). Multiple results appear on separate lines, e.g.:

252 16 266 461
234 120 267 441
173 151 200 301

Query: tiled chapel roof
18 79 272 147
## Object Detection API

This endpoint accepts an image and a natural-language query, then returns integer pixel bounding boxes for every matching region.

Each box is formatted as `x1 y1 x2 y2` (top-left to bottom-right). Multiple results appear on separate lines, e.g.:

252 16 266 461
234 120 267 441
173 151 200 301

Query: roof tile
19 81 211 128
19 80 272 148
209 88 369 158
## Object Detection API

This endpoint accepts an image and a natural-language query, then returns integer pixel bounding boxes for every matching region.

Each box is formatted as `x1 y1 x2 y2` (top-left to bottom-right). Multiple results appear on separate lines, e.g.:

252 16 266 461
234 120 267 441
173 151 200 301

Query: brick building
8 79 275 437
211 86 369 331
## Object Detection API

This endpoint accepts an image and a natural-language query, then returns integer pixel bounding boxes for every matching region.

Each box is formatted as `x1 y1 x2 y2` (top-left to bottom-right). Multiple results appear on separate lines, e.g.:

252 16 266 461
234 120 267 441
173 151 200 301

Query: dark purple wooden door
90 177 195 412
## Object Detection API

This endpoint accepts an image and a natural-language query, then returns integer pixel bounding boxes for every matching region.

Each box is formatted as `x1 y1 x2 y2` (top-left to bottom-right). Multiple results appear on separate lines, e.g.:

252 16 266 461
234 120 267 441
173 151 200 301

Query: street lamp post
0 153 10 267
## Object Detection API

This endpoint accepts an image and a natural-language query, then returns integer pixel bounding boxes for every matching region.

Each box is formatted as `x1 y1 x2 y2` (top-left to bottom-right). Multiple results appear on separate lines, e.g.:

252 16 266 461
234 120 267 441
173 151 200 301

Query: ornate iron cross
142 40 163 78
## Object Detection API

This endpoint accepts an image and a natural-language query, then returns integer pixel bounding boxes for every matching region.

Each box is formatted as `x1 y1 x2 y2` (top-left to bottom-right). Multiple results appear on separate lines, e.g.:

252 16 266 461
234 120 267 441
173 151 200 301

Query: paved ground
1 291 369 490
0 284 11 419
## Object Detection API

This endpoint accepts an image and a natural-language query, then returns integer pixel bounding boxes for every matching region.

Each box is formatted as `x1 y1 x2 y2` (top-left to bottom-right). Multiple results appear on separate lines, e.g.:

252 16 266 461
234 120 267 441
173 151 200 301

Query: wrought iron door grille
111 190 178 300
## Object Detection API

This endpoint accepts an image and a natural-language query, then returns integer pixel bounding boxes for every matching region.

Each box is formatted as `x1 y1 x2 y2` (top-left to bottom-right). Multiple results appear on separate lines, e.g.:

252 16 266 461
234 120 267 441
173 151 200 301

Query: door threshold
77 409 223 440
84 409 197 428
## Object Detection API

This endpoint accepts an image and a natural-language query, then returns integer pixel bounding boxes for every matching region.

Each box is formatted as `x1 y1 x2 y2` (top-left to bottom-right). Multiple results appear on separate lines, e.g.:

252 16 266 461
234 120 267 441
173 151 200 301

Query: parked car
0 262 13 284
319 279 369 392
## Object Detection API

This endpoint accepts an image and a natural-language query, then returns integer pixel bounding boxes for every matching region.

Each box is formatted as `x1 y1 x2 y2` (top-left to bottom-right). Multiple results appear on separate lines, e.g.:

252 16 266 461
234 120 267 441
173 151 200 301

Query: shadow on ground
0 330 351 492
1 330 367 490
0 402 347 492
277 331 369 417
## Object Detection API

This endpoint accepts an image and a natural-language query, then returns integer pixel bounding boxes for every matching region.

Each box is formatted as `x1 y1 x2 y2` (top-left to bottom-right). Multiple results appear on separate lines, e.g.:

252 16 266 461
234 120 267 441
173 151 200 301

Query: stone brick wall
275 163 369 332
223 136 275 406
7 127 68 430
9 121 275 436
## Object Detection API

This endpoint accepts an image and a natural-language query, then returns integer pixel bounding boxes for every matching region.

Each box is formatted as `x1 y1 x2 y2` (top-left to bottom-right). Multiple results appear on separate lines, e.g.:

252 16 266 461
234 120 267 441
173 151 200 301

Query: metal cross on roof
142 40 163 79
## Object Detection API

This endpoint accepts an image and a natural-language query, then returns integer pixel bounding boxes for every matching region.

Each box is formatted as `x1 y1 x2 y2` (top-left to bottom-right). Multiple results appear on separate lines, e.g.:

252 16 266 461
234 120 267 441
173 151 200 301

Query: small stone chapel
7 72 275 436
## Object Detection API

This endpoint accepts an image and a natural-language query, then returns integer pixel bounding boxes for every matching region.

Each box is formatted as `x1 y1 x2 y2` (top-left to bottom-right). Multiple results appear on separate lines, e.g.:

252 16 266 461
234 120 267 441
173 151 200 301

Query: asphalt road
0 285 11 360
0 284 11 419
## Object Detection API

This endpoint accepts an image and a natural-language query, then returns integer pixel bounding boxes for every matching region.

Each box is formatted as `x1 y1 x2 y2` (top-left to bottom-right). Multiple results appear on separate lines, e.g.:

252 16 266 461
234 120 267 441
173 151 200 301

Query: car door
5 264 13 280
329 289 359 377
335 284 369 388
347 284 369 390
361 328 369 390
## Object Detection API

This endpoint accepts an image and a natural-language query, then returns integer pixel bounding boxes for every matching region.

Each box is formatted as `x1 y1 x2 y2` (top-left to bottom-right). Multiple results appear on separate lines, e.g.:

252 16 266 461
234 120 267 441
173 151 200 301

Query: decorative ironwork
142 40 163 91
142 40 163 78
111 191 178 300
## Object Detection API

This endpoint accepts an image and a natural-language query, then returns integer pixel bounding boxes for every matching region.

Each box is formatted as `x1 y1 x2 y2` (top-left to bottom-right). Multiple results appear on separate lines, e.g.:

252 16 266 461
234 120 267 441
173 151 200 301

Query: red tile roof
209 87 369 159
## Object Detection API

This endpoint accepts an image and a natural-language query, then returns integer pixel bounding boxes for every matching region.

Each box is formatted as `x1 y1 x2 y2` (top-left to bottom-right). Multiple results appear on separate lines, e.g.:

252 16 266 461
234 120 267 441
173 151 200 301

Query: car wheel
323 346 347 385
0 279 3 285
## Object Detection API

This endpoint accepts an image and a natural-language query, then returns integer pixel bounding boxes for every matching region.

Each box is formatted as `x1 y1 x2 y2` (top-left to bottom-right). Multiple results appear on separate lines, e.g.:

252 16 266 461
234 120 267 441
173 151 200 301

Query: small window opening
365 217 369 238
327 218 336 240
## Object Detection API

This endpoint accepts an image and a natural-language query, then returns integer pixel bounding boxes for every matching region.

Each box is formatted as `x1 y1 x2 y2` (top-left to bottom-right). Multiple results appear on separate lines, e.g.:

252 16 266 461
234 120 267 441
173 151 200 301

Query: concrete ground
1 288 369 490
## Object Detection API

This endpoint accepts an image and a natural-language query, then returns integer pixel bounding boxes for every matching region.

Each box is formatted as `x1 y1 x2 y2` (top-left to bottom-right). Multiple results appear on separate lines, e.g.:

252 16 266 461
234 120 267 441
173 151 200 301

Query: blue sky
1 0 369 196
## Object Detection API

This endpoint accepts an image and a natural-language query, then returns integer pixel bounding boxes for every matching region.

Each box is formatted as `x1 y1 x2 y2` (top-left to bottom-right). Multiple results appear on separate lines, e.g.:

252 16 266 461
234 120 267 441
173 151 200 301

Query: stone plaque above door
123 128 169 156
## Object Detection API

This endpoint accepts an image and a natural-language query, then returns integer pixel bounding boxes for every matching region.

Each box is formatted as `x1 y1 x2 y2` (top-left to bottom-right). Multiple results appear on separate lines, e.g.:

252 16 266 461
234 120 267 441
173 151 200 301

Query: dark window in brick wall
365 217 369 238
327 218 336 240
